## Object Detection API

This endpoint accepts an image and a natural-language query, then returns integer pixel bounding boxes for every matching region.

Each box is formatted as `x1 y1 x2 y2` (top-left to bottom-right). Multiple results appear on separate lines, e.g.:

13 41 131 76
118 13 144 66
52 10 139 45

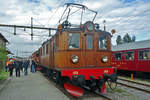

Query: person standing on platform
15 60 21 77
24 60 29 75
5 59 10 72
31 60 36 73
20 60 23 72
8 60 14 77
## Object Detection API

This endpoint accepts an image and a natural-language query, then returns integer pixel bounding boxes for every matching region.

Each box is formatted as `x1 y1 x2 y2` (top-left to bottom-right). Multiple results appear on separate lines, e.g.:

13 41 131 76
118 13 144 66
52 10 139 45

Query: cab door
83 33 96 67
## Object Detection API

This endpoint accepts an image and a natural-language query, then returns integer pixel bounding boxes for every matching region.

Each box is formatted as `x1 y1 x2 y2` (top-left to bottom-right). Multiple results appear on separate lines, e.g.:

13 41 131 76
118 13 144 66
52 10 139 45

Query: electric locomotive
38 3 117 97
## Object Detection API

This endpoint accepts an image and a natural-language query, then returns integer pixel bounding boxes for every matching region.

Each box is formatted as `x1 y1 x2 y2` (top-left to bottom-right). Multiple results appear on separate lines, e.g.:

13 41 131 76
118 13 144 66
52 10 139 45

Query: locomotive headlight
71 55 79 64
102 56 108 63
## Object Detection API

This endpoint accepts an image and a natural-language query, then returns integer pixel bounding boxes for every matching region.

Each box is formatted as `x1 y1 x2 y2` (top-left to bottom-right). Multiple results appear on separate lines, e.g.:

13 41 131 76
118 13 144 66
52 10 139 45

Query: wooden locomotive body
38 21 117 96
36 3 117 97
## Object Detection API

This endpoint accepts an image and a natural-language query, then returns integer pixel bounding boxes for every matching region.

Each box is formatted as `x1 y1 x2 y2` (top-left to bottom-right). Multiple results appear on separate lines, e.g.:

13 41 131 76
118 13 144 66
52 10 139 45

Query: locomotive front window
99 35 107 49
115 53 122 60
124 52 134 60
138 50 150 60
68 33 80 49
86 35 93 49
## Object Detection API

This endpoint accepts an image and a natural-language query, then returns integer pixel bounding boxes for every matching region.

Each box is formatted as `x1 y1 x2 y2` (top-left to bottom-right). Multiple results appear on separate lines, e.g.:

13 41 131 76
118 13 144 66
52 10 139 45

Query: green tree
116 35 122 45
0 45 8 72
123 33 132 43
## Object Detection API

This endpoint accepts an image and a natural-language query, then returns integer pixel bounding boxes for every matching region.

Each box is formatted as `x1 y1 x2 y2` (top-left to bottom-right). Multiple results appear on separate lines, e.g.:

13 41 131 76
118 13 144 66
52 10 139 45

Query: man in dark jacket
20 61 23 72
24 60 29 75
15 60 21 77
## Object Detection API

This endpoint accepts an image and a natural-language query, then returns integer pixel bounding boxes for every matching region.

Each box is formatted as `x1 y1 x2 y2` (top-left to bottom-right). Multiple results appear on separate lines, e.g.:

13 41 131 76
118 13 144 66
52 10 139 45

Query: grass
114 87 126 93
0 70 9 80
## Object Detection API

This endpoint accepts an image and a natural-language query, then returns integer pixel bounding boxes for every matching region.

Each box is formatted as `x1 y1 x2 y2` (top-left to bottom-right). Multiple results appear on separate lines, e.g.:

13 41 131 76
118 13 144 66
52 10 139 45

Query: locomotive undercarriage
40 66 117 97
71 73 117 91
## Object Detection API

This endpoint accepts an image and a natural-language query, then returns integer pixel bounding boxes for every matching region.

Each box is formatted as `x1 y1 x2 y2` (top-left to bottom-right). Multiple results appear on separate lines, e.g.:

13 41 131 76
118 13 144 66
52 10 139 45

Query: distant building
112 39 150 51
0 33 8 47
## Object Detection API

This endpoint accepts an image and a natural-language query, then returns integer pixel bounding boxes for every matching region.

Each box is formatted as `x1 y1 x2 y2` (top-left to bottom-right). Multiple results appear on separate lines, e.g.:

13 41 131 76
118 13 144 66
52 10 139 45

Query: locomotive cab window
55 35 59 51
46 44 48 54
115 53 122 60
68 33 80 49
86 35 93 49
139 50 150 60
99 35 107 49
124 51 134 60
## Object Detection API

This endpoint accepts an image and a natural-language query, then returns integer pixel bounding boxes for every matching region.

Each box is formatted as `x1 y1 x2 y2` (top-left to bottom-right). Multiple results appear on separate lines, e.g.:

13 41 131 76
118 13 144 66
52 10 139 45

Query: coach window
99 35 107 49
139 50 150 60
68 33 80 49
125 51 134 60
115 53 122 60
86 35 93 49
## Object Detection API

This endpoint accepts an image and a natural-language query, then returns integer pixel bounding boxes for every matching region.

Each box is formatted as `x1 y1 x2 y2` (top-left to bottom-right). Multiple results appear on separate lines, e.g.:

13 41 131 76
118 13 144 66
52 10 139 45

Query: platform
0 71 69 100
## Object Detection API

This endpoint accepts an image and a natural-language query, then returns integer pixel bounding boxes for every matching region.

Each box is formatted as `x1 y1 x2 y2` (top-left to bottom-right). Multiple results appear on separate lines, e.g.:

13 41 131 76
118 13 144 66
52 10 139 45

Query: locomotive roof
112 39 150 51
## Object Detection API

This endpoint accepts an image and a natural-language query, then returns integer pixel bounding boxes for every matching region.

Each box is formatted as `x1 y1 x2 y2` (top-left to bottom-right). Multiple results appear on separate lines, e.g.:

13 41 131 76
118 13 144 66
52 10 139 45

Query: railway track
117 78 150 94
118 78 150 87
83 86 112 100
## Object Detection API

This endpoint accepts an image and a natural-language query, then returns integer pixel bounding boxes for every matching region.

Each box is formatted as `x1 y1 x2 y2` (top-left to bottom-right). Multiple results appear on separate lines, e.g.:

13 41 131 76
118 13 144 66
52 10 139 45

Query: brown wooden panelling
39 26 112 70
53 51 111 68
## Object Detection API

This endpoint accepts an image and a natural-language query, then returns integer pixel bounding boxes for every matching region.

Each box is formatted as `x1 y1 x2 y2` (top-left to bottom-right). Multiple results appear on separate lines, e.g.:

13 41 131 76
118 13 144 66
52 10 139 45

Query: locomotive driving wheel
52 70 59 83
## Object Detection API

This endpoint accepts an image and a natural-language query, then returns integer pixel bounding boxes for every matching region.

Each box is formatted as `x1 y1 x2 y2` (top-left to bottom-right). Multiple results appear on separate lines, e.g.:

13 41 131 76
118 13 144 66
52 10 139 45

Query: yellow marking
104 70 108 73
73 71 78 75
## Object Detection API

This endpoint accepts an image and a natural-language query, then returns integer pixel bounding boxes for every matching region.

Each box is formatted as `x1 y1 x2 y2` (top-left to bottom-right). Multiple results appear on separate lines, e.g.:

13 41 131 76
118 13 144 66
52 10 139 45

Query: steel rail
94 91 112 100
117 82 150 94
118 78 150 87
83 87 112 100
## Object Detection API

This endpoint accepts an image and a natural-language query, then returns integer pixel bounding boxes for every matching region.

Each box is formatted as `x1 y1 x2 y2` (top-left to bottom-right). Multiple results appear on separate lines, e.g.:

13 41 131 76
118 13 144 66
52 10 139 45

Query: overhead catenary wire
33 18 45 27
45 0 65 27
0 28 50 37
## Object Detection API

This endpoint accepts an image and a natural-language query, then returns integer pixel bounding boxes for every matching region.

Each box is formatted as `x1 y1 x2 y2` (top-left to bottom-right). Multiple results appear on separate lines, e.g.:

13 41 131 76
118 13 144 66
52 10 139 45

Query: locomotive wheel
52 70 61 84
90 86 97 92
46 70 49 76
88 81 97 92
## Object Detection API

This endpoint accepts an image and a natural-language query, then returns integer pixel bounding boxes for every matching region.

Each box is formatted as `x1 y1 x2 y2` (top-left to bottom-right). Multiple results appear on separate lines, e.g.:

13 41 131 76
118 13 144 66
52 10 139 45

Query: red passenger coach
112 39 150 73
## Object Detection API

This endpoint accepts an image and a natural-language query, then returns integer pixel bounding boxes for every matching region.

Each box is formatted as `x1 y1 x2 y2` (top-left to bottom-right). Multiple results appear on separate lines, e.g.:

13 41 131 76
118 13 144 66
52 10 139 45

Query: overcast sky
0 0 150 57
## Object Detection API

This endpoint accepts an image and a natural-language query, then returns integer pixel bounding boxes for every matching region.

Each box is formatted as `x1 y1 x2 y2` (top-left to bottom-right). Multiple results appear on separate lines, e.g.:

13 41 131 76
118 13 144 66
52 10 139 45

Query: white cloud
0 0 150 57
